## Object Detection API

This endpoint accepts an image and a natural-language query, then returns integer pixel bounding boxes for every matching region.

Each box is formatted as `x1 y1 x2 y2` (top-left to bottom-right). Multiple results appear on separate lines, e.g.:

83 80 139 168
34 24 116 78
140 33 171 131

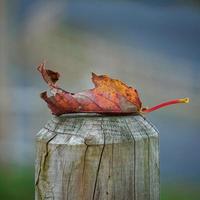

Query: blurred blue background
0 0 200 199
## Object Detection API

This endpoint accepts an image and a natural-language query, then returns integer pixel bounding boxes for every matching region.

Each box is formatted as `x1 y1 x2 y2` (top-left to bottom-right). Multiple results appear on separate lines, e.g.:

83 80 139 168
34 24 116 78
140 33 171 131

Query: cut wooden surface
35 114 159 200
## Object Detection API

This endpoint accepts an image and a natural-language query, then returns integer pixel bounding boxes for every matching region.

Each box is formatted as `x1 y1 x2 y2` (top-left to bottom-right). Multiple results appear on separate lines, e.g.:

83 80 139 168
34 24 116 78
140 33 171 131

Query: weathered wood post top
35 114 159 200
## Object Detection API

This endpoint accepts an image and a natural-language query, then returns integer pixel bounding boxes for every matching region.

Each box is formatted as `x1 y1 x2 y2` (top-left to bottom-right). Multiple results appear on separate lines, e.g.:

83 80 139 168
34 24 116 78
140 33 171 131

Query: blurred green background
0 0 200 199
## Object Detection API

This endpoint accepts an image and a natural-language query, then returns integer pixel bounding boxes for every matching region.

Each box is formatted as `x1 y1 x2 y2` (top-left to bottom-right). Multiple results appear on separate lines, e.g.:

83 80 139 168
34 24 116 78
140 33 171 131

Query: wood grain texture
35 114 159 200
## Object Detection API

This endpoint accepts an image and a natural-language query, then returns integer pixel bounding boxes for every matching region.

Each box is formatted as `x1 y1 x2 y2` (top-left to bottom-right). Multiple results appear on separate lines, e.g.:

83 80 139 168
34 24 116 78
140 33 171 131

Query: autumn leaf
38 63 60 86
37 63 189 116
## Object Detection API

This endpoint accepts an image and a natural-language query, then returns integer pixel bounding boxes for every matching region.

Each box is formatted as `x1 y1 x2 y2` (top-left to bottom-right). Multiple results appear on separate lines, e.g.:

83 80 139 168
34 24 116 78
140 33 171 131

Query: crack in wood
92 120 106 200
43 127 85 139
42 120 66 168
82 144 89 179
35 156 42 186
35 134 58 200
35 132 57 189
43 134 58 170
35 183 43 200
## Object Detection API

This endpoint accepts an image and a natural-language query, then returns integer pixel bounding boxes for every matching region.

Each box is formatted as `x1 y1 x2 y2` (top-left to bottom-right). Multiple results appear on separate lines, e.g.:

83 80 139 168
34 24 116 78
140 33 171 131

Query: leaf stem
141 97 189 113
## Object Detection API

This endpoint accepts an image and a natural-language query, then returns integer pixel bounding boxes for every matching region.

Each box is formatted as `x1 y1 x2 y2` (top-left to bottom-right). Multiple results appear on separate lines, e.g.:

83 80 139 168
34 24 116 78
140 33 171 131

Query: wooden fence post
35 114 159 200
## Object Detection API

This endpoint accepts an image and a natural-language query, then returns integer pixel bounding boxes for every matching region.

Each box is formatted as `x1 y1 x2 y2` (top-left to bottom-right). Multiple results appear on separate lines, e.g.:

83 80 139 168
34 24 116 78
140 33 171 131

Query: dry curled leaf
37 63 189 116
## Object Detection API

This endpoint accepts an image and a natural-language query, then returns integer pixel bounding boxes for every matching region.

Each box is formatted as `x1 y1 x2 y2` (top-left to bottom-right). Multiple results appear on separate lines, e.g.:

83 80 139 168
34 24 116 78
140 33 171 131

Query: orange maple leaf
37 63 189 116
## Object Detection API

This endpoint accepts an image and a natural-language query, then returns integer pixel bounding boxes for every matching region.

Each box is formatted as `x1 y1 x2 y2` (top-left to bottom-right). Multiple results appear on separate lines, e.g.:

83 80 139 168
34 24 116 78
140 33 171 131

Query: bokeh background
0 0 200 199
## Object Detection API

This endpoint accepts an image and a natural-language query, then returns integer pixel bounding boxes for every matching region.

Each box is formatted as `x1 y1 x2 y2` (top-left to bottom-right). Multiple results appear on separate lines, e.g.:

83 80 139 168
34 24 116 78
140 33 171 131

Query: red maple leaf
37 63 189 116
